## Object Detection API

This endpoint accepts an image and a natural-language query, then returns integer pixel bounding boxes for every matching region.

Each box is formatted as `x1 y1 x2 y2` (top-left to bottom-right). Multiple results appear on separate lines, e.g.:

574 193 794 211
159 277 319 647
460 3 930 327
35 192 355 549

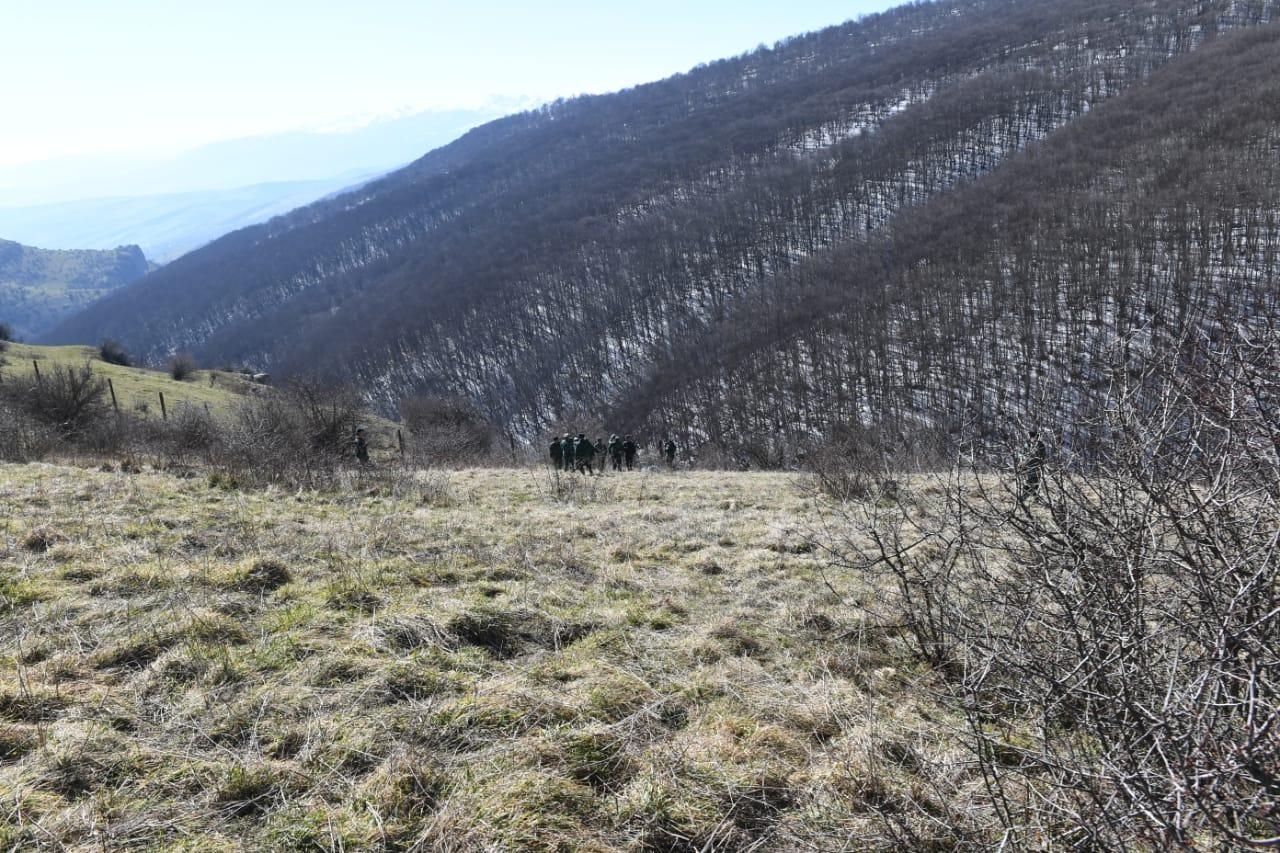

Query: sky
0 0 901 168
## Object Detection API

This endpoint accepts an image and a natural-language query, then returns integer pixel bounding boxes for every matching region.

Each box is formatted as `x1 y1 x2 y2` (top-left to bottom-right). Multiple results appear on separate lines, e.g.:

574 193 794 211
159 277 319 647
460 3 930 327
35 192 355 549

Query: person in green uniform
354 428 370 465
1020 429 1047 499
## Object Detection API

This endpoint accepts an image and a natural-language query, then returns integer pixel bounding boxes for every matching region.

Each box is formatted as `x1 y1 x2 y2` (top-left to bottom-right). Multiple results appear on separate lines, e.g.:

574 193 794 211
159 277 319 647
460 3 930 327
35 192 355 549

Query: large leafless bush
400 395 496 467
5 363 108 437
0 395 60 462
287 378 368 455
192 379 370 488
824 317 1279 848
168 353 198 381
98 338 132 367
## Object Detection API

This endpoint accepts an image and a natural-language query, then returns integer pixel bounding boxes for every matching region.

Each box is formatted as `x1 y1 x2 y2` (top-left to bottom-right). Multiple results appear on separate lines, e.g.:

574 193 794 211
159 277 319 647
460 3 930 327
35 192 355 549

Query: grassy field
0 343 266 418
0 462 967 851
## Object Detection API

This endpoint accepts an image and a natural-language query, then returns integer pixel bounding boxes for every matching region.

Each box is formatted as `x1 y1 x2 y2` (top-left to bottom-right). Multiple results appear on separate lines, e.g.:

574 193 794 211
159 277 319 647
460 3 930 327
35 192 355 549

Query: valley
2 1 1277 848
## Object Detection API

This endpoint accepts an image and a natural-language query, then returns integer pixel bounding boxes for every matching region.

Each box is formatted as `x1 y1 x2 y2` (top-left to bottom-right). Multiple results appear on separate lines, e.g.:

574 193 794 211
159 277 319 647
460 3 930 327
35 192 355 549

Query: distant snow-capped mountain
0 173 380 263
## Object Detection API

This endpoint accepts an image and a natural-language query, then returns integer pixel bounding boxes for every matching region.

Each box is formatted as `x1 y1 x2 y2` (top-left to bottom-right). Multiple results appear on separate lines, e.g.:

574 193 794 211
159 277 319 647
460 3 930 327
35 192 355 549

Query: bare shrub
76 414 136 457
144 406 220 469
288 378 367 456
210 398 308 487
10 363 107 437
824 317 1280 847
959 320 1280 849
2 365 143 459
98 339 131 367
808 423 944 501
400 395 496 467
807 426 882 501
0 395 60 461
202 379 368 489
168 353 198 381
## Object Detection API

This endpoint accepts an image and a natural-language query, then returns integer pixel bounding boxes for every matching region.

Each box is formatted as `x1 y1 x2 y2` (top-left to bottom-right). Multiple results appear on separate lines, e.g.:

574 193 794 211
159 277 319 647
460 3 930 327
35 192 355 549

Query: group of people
360 421 1046 488
550 433 677 473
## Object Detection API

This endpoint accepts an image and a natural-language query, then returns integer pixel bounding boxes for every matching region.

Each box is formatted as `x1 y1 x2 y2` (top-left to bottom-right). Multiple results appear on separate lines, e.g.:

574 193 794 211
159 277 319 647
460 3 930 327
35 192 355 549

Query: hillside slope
0 342 268 416
618 18 1280 462
44 0 1280 442
0 240 147 340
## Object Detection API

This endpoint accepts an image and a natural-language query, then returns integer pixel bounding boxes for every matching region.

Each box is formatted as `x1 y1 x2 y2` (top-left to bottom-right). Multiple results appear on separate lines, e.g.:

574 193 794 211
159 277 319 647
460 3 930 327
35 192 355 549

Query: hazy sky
1 0 900 167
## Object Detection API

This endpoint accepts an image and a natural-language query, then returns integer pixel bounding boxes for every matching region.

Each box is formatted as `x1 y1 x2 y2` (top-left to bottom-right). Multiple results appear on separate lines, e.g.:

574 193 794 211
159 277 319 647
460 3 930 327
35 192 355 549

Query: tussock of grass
0 690 67 724
0 574 49 610
0 463 966 849
215 762 298 816
560 726 634 791
36 728 147 800
219 557 292 593
0 728 38 767
430 769 605 850
20 527 58 553
360 614 452 653
379 655 471 703
358 748 447 826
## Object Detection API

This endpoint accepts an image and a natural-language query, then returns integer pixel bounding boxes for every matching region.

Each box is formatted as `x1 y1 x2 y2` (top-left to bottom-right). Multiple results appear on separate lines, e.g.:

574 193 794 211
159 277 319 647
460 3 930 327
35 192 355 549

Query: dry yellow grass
0 462 971 851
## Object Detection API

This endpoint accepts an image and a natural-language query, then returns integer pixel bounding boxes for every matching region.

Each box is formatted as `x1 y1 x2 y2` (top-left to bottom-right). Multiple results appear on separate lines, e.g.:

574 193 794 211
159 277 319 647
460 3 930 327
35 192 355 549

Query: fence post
397 429 405 458
108 378 119 415
159 391 167 421
32 360 41 385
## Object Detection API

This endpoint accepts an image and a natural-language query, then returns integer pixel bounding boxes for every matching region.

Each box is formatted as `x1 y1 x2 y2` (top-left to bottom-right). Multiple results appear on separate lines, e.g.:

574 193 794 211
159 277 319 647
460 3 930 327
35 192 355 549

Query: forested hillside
0 240 147 340
45 0 1280 449
624 19 1280 463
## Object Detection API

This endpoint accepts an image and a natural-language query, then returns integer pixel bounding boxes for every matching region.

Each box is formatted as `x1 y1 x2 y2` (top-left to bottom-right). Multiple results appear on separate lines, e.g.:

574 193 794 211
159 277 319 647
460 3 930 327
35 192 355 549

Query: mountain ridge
0 239 148 340
0 104 514 206
0 174 382 263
